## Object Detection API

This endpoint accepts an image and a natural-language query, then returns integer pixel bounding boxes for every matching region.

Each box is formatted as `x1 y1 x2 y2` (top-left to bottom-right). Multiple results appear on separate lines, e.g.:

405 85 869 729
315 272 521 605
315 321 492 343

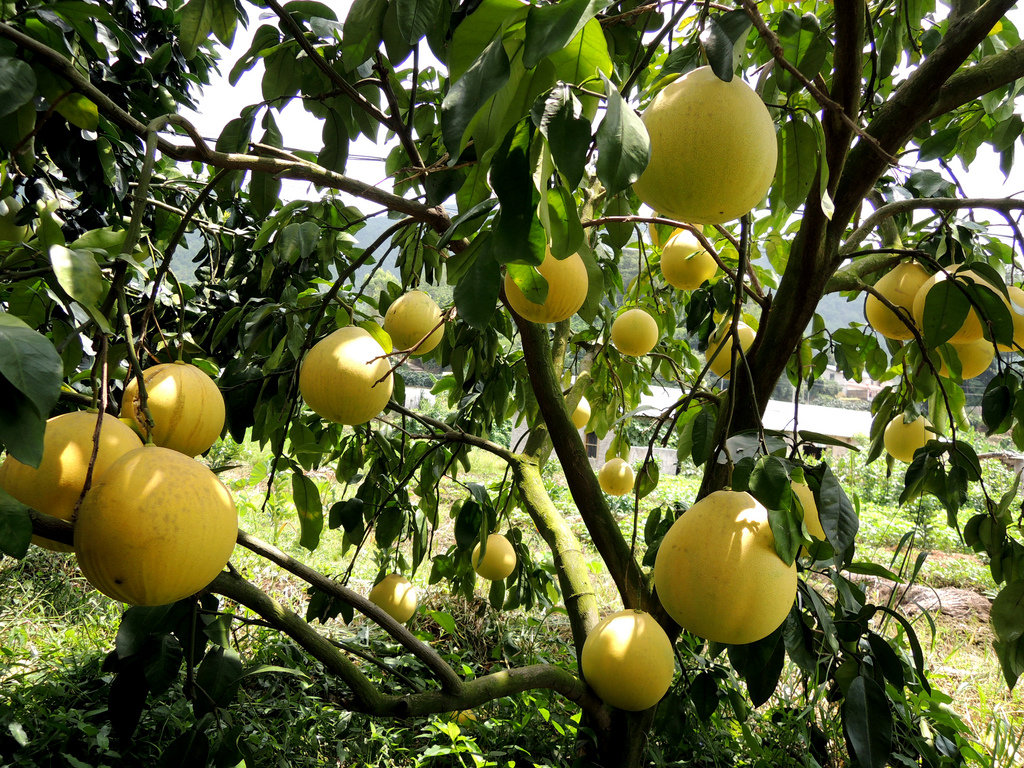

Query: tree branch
926 40 1024 122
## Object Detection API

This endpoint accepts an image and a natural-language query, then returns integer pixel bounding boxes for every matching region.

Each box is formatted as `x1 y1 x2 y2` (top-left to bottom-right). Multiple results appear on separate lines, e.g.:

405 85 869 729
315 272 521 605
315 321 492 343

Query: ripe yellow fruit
660 229 717 290
997 285 1024 352
864 262 930 340
598 458 635 496
911 268 993 344
792 479 824 541
121 362 225 457
936 338 996 380
471 533 517 580
883 415 932 464
454 710 479 725
580 609 674 711
368 573 418 623
74 446 238 606
653 490 797 644
504 249 588 324
383 290 444 355
611 308 659 357
0 411 143 552
571 396 591 430
707 322 756 378
632 67 778 225
299 326 394 425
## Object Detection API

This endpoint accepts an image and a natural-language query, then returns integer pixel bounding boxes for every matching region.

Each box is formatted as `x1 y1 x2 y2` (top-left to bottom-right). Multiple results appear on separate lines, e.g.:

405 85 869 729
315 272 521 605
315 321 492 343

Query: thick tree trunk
577 709 653 768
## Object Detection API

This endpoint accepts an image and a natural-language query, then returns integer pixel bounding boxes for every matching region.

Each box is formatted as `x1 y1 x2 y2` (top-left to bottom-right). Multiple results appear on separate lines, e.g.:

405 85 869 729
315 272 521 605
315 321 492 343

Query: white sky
181 5 1024 217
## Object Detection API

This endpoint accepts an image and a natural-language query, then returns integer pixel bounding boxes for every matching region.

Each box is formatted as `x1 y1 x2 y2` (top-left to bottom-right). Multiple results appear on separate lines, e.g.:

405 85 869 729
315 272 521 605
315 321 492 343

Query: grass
2 432 1023 766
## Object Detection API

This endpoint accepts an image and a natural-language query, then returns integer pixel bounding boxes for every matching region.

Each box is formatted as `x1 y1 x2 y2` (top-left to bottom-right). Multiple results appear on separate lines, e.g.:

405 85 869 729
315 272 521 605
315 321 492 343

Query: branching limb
926 41 1024 122
386 401 519 464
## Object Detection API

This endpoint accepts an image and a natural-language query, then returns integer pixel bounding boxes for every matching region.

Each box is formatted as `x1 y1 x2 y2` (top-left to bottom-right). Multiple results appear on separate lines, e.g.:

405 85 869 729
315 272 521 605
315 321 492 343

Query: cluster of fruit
0 362 237 607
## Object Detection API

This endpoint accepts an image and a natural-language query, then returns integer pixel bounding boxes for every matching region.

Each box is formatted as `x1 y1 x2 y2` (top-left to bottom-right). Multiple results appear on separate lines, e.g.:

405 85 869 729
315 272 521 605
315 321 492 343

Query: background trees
2 0 1024 765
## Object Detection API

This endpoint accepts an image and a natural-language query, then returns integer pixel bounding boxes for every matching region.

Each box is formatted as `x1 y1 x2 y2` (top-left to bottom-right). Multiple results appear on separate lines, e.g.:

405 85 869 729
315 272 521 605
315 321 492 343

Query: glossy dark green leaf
992 580 1024 643
318 108 349 174
727 624 784 706
342 0 388 67
777 117 817 211
0 57 36 119
488 576 505 608
228 25 279 85
523 0 611 69
0 312 62 423
748 455 791 510
767 504 801 566
453 234 500 330
776 11 830 93
275 222 321 264
545 186 584 260
813 463 858 564
179 0 214 58
194 646 243 715
395 0 441 45
441 36 510 155
144 634 185 694
690 408 717 467
454 499 483 550
636 459 659 500
506 263 548 305
917 126 960 162
532 84 591 189
843 676 892 768
292 471 323 551
490 120 545 266
158 727 210 768
0 487 31 559
921 280 970 348
700 10 751 82
595 72 649 195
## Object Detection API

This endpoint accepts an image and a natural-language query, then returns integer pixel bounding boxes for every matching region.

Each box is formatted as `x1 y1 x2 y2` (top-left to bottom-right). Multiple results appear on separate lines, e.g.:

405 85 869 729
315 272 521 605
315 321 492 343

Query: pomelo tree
2 0 1024 765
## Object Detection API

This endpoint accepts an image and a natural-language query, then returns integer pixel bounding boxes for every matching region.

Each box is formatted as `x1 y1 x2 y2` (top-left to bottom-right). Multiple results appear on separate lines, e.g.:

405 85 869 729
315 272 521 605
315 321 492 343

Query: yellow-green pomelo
383 290 444 355
653 490 797 644
883 415 931 464
368 573 418 623
611 308 659 357
598 458 635 496
997 285 1024 352
0 411 143 552
707 322 756 378
581 609 674 711
661 229 717 290
472 533 517 580
504 250 589 324
911 268 992 344
864 262 929 340
571 396 591 430
792 479 824 541
299 326 394 425
122 362 225 457
74 446 238 606
936 338 995 380
632 67 778 225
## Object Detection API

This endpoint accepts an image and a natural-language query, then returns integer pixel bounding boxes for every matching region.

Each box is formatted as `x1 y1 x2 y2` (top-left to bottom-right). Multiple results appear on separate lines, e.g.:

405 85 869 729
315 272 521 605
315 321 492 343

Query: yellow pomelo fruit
571 396 591 430
0 411 142 552
792 479 824 541
661 229 717 290
581 609 674 711
707 322 756 378
299 326 394 425
997 285 1024 352
936 338 995 380
383 290 444 355
598 458 635 496
864 262 929 340
632 66 778 225
368 573 418 623
883 415 931 464
122 362 225 457
454 710 479 724
504 250 589 324
611 308 659 357
74 446 238 606
911 268 993 344
653 490 797 644
472 533 517 581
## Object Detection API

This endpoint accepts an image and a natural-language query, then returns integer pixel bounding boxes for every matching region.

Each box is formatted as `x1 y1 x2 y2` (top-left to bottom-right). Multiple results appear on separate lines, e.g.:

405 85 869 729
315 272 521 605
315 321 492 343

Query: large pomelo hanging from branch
504 249 589 324
299 326 394 425
632 66 778 225
581 609 674 711
653 490 796 645
864 261 930 340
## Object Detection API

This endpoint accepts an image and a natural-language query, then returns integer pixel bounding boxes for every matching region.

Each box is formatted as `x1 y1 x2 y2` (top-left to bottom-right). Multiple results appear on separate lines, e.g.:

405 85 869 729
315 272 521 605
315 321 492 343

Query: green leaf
523 0 611 70
992 580 1024 643
292 471 323 551
545 186 584 260
917 126 959 162
532 84 591 189
700 10 751 82
395 0 441 45
179 0 214 59
318 108 349 173
274 222 321 264
454 499 483 550
727 624 784 706
636 460 659 500
49 245 109 327
343 0 388 67
229 25 280 85
748 455 791 510
594 72 649 195
777 117 817 212
0 58 36 119
506 262 548 304
194 646 244 715
776 11 830 93
428 609 458 635
441 36 511 155
0 487 31 559
0 312 62 422
843 676 892 768
490 120 545 266
813 463 858 563
453 234 500 330
921 280 970 347
209 0 237 45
